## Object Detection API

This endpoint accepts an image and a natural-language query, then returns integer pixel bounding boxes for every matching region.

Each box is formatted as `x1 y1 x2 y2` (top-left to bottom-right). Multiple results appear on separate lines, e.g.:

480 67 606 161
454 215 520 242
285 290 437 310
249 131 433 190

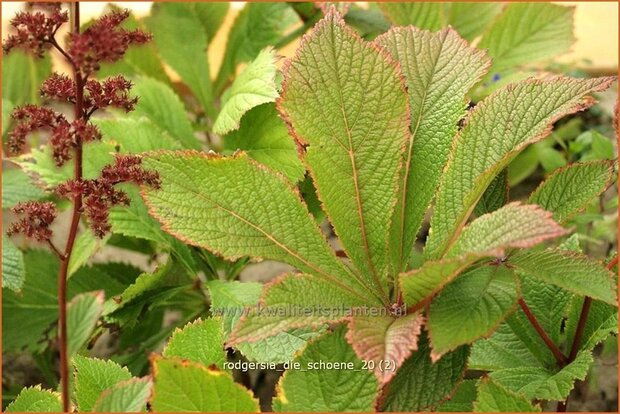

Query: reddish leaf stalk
57 4 81 411
518 298 568 365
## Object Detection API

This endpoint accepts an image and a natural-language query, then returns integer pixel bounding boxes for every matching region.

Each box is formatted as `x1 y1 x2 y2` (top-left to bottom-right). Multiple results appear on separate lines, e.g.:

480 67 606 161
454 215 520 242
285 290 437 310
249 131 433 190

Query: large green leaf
279 11 409 296
565 296 617 354
215 3 297 93
510 249 616 305
67 291 104 357
474 170 508 217
400 203 567 308
229 273 368 345
207 280 320 363
374 27 490 271
94 117 181 153
147 3 213 114
425 76 614 259
142 151 368 298
73 355 133 412
474 378 540 412
213 48 279 135
435 380 477 412
2 168 46 208
428 265 519 358
2 250 58 352
151 357 259 412
379 333 468 411
2 235 25 292
162 318 226 369
478 3 574 78
2 50 51 105
445 3 503 41
131 78 201 149
91 378 151 413
224 103 305 183
273 326 378 412
528 160 614 223
346 313 423 383
67 230 109 276
378 2 445 30
5 386 62 413
489 350 593 401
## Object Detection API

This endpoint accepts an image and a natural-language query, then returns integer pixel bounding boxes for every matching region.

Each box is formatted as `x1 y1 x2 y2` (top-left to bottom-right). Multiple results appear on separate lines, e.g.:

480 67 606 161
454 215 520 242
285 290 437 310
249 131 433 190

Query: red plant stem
518 298 568 365
57 3 81 412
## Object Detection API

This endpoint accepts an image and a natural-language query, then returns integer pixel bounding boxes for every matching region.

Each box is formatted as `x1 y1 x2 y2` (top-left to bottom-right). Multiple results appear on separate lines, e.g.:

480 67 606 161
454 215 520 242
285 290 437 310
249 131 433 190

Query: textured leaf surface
474 378 540 412
448 203 566 257
489 351 593 401
446 3 503 41
474 170 508 217
207 280 319 363
479 3 574 77
142 151 365 296
2 235 25 292
380 333 468 412
528 160 614 223
73 355 133 412
151 357 259 412
510 249 616 304
375 27 490 271
435 380 477 412
67 230 109 276
429 265 519 357
147 3 213 113
2 250 57 352
214 48 279 135
92 378 151 413
131 78 200 149
5 386 62 413
346 313 424 383
425 76 613 259
163 318 226 369
279 11 409 294
378 2 444 30
224 103 305 183
401 203 565 308
274 326 378 412
566 296 618 353
67 291 104 357
229 273 368 345
2 168 46 208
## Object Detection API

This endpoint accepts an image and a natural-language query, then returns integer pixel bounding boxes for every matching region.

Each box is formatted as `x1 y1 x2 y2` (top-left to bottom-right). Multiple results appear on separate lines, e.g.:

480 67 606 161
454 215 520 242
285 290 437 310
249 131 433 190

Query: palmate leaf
374 27 490 271
346 313 424 383
474 378 540 412
224 103 305 183
92 377 151 413
479 3 574 78
5 386 62 413
273 326 378 412
73 355 133 412
425 76 614 259
207 280 321 363
213 48 279 135
400 203 566 308
509 249 616 305
428 265 519 358
150 357 259 412
378 2 445 30
278 10 410 296
228 273 368 345
162 318 227 369
379 332 468 412
528 160 614 223
141 151 369 300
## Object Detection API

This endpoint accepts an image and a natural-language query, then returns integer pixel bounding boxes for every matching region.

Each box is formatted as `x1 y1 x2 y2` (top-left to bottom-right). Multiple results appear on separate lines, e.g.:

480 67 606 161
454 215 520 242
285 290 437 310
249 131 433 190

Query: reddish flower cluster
7 201 58 242
42 73 138 114
68 10 151 75
9 105 101 166
2 3 68 57
56 155 161 237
